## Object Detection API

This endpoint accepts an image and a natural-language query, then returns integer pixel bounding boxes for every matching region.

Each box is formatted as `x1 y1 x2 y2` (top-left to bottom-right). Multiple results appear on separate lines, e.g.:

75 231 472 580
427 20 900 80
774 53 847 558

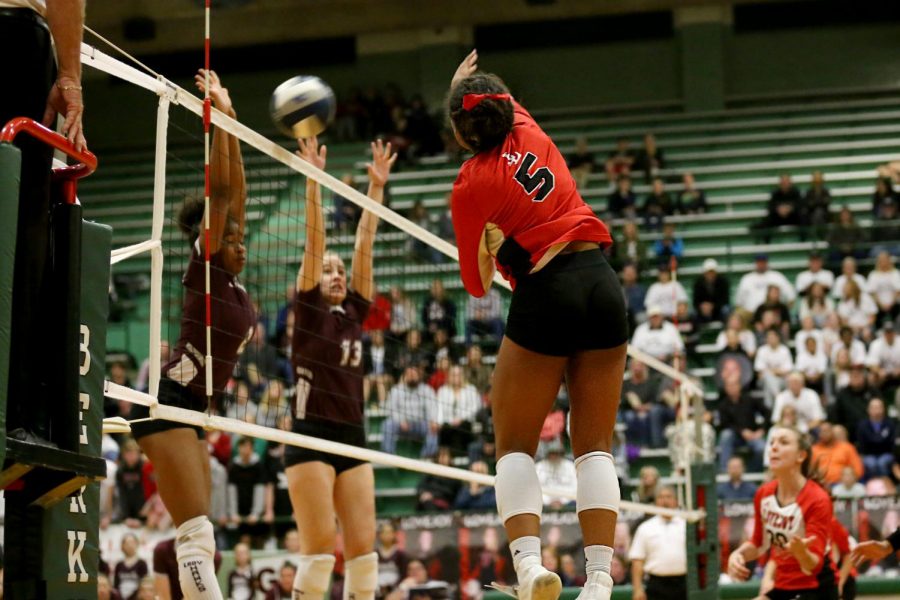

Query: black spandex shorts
284 418 368 475
504 248 628 356
129 377 206 440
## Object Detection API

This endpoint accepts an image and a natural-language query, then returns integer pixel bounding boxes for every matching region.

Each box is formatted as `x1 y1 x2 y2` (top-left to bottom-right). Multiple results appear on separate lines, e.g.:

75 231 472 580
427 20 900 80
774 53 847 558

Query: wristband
57 81 83 92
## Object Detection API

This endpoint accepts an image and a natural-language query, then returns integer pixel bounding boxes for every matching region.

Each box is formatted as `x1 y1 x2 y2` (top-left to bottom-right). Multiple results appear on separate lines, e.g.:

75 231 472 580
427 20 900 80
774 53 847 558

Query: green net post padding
0 142 22 468
687 462 719 600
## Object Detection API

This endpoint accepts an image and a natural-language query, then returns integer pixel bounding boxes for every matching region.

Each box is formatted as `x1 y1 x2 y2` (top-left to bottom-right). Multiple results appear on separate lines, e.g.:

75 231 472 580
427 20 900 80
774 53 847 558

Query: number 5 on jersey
513 152 555 202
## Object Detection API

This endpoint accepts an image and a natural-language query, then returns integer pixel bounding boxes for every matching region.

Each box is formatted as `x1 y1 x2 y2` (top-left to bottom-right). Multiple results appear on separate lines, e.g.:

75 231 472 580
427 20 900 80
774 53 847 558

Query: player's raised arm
451 49 479 89
296 136 328 292
351 139 397 302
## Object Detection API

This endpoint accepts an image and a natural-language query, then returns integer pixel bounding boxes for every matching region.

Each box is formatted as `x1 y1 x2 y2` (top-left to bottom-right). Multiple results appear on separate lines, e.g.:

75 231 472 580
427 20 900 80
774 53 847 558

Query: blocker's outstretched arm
296 136 327 292
351 140 397 301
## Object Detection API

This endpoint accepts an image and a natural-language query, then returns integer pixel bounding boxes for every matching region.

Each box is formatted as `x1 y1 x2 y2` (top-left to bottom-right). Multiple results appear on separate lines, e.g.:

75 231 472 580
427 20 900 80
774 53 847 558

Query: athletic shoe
574 571 613 600
514 559 562 600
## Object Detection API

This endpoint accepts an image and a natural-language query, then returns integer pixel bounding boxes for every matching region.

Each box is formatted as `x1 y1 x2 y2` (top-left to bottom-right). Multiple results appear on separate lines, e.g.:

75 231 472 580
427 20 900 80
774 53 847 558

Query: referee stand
0 117 108 599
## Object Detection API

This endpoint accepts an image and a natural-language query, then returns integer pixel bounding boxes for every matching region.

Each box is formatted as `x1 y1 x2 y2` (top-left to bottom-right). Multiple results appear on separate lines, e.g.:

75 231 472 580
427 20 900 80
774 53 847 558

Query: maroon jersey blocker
450 100 612 298
163 240 256 401
291 284 371 426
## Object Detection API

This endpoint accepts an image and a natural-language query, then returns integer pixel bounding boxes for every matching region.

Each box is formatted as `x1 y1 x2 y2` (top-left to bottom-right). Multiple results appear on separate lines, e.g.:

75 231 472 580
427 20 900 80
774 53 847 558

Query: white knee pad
343 552 378 600
175 516 223 600
575 451 620 515
495 452 543 522
293 554 336 600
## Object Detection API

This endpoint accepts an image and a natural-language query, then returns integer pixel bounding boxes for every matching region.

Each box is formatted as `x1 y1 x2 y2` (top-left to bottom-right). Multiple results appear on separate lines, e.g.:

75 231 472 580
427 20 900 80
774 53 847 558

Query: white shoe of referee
515 557 562 600
574 571 613 600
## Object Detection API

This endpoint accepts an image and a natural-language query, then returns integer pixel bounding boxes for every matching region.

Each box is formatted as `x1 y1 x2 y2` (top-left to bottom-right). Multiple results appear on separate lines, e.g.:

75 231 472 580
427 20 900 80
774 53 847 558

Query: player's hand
727 551 750 581
297 136 327 170
366 139 397 190
195 69 233 114
787 535 815 560
43 76 86 152
851 540 892 565
451 49 478 88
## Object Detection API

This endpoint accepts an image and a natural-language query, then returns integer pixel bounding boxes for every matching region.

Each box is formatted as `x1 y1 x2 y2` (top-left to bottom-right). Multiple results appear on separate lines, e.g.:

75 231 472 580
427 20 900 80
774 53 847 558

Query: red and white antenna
203 0 213 400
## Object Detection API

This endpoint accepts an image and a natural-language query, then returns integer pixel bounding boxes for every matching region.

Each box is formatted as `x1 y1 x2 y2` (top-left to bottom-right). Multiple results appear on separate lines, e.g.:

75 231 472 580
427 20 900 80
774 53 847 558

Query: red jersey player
447 50 627 600
728 426 838 600
284 136 397 600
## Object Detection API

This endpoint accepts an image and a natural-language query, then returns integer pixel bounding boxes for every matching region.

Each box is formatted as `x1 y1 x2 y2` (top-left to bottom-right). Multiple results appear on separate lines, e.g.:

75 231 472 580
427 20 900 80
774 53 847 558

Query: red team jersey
450 101 612 297
752 479 833 590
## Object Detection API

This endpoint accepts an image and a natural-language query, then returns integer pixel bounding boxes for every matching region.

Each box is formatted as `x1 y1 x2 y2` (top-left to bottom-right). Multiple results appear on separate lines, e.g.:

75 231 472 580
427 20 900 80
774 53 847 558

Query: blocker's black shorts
129 377 206 440
284 418 368 475
504 248 628 356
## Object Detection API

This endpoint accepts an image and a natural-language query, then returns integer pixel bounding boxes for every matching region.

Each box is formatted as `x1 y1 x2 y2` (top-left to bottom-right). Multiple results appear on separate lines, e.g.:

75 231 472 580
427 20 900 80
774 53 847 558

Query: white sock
510 536 541 572
584 545 614 576
175 516 224 600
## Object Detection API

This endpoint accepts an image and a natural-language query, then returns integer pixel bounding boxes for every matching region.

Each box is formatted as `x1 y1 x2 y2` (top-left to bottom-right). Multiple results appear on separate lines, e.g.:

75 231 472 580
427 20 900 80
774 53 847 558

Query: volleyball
269 75 336 138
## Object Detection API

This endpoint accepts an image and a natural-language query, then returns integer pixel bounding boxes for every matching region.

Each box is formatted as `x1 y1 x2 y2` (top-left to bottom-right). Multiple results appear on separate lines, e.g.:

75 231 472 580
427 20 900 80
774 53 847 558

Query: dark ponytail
177 196 205 246
447 73 514 153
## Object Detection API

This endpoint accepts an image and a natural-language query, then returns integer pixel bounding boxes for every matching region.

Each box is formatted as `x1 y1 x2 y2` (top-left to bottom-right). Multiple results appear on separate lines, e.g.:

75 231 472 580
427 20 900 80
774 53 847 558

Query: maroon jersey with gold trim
163 241 256 401
291 284 371 425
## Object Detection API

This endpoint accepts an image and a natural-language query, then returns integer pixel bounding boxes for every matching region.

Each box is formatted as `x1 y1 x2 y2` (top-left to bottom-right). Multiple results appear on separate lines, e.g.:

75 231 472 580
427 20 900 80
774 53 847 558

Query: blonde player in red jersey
728 426 838 600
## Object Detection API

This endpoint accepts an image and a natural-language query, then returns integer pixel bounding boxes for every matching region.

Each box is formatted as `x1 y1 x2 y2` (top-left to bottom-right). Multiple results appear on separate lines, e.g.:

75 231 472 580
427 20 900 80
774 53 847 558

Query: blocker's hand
451 49 479 88
195 69 233 114
366 139 397 190
296 135 327 171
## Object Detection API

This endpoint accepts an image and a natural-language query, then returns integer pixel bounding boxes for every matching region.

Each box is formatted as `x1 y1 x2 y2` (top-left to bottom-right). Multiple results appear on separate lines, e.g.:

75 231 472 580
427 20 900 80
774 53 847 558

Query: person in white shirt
754 329 794 407
831 326 868 366
832 465 867 499
381 367 439 457
434 365 481 450
795 252 834 296
644 267 688 318
771 372 825 433
714 313 757 358
795 337 828 394
866 251 900 320
832 256 868 300
629 486 687 600
797 282 836 329
794 316 825 357
534 440 577 508
631 305 685 361
735 254 796 314
867 322 900 395
837 278 878 338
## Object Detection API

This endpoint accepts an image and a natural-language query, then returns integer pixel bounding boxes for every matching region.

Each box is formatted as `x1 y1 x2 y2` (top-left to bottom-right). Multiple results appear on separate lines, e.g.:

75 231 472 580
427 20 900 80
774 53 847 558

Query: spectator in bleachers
114 533 148 600
535 439 577 509
393 329 430 380
644 265 688 318
256 378 290 429
364 329 392 406
429 328 459 370
828 207 867 263
735 254 796 315
717 456 758 500
454 460 497 510
435 366 480 453
714 332 755 392
633 465 661 504
754 329 794 407
772 372 824 433
97 574 121 600
226 542 255 600
798 283 835 329
389 286 420 342
560 553 587 587
632 133 665 181
867 322 900 400
830 365 875 442
811 422 864 485
832 325 868 368
857 398 896 479
642 178 675 230
622 359 668 449
567 137 595 189
832 256 868 299
832 466 867 499
415 446 461 511
422 279 456 341
612 220 647 273
803 171 832 229
377 521 409 599
872 177 896 218
115 438 146 526
136 578 155 600
674 301 701 350
382 366 439 457
837 278 878 340
717 377 769 471
665 403 716 473
870 197 900 257
796 252 834 297
867 253 900 324
265 562 297 600
608 175 638 219
227 436 266 539
465 287 504 347
653 222 684 261
225 379 258 423
693 258 730 323
677 172 707 215
363 284 393 336
714 313 757 358
468 396 495 465
795 315 824 356
758 174 803 241
621 263 647 333
752 284 792 341
605 138 635 181
795 336 827 395
630 305 684 362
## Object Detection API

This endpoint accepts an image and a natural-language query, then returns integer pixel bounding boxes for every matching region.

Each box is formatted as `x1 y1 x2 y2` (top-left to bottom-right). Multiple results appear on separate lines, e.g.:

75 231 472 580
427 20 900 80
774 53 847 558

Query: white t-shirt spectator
794 329 825 357
714 329 757 356
797 296 836 324
628 516 688 577
837 295 878 330
832 273 868 299
796 268 835 295
434 383 481 425
754 344 794 374
866 335 900 373
631 320 685 360
466 288 503 321
736 269 796 313
795 351 828 381
535 456 577 506
866 269 900 309
772 387 825 432
644 281 689 318
830 339 867 366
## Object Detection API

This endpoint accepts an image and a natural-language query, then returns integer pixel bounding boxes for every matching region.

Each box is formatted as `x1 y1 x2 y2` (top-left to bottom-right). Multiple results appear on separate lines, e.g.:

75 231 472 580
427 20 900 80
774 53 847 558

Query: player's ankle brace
575 451 620 515
293 554 336 600
495 452 543 522
176 515 223 600
342 552 378 600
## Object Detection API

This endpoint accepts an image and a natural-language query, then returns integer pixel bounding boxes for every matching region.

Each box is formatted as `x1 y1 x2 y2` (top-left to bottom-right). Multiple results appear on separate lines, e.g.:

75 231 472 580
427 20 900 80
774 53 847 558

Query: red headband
462 93 511 111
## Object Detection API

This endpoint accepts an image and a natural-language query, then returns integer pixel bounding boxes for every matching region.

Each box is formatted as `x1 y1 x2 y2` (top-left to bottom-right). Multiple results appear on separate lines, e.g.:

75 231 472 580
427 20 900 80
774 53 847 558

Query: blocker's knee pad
575 451 620 515
343 552 378 600
175 516 223 600
293 554 336 600
495 452 543 522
